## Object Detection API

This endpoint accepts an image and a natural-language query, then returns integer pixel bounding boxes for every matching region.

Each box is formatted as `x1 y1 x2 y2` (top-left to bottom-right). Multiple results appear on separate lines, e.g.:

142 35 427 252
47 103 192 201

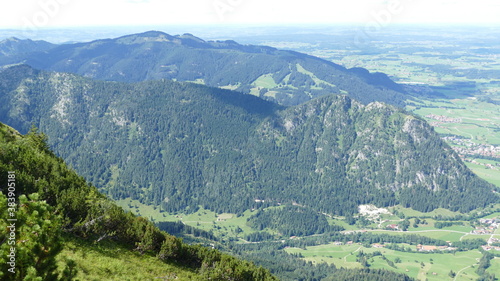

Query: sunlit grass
58 235 201 281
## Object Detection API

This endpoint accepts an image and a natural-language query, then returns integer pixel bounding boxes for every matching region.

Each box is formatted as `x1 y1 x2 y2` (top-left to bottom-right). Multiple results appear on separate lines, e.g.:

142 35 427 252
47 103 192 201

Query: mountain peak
139 30 169 37
112 30 254 50
1 37 22 43
114 31 214 48
178 33 206 43
115 30 178 45
0 38 55 57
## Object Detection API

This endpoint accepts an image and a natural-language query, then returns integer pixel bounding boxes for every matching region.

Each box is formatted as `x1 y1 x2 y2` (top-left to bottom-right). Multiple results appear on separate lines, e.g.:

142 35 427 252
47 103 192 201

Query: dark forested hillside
3 31 409 106
246 205 343 236
0 122 278 280
0 65 496 217
0 120 421 281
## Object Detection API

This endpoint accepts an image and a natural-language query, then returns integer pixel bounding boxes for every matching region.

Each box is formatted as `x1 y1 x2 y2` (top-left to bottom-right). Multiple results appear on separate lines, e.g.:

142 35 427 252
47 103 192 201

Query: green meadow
58 235 202 281
115 198 262 238
465 161 500 187
285 243 483 281
391 206 462 218
366 229 467 243
487 257 500 277
114 198 500 281
115 198 498 244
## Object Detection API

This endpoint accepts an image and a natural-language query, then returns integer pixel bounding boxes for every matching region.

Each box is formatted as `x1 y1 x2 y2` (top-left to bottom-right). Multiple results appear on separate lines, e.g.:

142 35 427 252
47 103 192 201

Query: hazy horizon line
2 22 500 29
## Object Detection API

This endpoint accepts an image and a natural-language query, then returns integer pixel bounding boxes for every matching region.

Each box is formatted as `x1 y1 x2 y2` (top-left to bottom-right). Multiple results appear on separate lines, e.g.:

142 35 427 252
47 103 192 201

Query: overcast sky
0 0 499 29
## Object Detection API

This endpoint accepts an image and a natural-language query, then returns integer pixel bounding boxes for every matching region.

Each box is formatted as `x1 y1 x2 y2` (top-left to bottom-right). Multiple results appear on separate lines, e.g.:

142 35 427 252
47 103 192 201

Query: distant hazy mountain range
1 31 409 106
2 30 494 281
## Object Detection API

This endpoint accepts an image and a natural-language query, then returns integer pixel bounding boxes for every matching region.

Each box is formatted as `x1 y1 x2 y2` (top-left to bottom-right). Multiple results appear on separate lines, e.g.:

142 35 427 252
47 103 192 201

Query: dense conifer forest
0 123 421 280
0 65 495 219
0 122 278 280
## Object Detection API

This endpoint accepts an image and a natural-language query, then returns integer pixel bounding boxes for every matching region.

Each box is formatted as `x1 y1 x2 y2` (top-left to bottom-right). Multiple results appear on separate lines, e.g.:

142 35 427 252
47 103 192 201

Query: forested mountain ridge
0 121 419 281
0 122 278 280
0 37 55 57
0 65 496 216
0 37 55 66
252 95 496 213
4 31 409 106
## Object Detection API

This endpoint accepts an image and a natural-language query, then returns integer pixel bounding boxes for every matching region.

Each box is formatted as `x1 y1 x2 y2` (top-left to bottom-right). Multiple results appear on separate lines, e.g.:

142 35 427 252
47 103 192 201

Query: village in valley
418 113 500 170
349 205 500 252
478 217 500 251
442 135 500 163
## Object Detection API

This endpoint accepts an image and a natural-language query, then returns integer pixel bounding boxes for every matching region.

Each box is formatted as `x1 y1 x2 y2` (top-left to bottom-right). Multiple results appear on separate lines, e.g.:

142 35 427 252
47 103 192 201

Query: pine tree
0 193 76 280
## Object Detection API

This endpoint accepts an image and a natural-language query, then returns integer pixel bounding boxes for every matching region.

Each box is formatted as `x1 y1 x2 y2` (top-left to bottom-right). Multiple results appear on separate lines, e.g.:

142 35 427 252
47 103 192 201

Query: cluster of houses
472 227 495 234
479 218 500 225
482 245 500 251
483 235 500 251
489 237 500 244
472 217 500 234
474 218 500 251
416 244 457 252
426 114 462 124
442 136 500 161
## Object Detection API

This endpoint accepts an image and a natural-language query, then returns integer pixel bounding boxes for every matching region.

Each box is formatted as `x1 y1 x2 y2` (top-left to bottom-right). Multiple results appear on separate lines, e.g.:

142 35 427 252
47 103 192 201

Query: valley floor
116 198 500 281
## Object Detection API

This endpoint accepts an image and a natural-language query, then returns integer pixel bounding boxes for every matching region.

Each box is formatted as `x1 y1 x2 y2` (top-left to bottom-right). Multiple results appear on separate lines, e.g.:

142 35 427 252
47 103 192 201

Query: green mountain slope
0 65 496 217
0 122 278 280
12 31 409 106
0 37 55 57
0 37 55 66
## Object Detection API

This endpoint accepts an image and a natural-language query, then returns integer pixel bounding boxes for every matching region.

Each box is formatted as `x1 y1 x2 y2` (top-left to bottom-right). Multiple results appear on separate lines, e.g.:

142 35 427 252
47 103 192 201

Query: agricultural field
391 206 462 218
115 198 500 280
285 244 483 281
488 257 500 277
280 204 500 280
406 97 500 187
